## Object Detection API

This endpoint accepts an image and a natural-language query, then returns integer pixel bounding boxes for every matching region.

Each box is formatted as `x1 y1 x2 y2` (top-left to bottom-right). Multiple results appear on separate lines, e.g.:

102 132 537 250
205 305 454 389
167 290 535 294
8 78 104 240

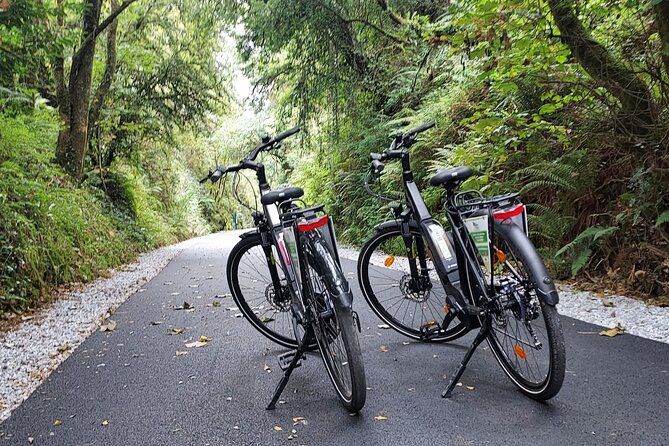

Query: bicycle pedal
463 305 485 316
277 350 305 371
419 321 441 340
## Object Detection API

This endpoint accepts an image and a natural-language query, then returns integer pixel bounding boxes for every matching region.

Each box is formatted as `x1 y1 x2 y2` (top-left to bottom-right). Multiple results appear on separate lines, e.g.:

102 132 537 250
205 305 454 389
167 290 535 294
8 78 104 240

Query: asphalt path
1 231 668 445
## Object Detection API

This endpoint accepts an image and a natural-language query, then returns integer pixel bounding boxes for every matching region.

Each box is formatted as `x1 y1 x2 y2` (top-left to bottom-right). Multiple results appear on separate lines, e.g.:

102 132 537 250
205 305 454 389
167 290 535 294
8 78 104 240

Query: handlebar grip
210 166 225 183
406 120 435 136
274 127 300 143
371 160 385 175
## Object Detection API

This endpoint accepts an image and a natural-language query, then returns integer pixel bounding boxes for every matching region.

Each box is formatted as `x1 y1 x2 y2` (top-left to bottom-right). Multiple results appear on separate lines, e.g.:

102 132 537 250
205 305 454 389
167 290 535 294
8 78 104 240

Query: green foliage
229 0 669 296
554 226 619 276
0 112 136 311
656 211 669 228
0 108 215 313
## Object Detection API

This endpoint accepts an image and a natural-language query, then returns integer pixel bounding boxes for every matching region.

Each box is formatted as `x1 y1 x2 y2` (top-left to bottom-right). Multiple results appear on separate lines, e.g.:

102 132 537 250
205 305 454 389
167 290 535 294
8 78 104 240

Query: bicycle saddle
260 186 304 205
430 166 473 187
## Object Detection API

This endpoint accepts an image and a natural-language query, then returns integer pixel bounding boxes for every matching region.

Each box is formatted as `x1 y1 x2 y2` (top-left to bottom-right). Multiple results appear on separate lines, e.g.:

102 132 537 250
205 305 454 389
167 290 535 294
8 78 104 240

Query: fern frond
571 247 593 276
656 210 669 227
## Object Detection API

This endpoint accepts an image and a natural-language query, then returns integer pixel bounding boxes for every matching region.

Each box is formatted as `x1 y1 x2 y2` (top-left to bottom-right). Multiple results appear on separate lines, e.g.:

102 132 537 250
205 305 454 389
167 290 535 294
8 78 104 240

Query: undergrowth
0 110 211 314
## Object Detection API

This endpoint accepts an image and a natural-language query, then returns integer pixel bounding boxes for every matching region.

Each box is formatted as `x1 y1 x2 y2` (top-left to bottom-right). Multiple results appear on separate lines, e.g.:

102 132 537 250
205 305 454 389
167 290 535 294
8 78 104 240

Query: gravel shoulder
1 236 668 424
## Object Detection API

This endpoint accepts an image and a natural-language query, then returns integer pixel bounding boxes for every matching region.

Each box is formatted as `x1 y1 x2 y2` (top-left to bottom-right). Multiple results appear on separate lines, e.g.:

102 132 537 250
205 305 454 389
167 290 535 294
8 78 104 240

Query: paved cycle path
1 231 667 445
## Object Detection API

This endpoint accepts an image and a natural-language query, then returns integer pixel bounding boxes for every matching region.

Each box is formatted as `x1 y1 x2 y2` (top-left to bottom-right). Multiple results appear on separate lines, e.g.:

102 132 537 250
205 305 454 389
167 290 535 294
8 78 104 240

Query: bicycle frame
392 150 491 316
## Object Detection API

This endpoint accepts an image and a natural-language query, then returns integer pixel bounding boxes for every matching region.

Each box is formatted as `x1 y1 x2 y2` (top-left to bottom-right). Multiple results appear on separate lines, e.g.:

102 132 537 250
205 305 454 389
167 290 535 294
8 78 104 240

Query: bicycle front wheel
227 232 314 349
357 225 469 342
486 224 566 400
305 235 366 412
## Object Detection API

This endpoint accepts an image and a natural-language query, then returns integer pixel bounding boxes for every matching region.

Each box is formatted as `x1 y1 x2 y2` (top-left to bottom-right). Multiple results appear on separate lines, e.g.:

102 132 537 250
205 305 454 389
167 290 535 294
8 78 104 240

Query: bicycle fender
494 220 559 306
239 230 258 240
306 236 354 308
374 219 420 232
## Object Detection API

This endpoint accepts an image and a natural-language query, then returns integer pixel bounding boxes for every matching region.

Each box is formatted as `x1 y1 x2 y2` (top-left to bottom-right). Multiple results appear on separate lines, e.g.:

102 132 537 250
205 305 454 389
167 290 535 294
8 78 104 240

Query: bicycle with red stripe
358 121 565 400
202 128 365 412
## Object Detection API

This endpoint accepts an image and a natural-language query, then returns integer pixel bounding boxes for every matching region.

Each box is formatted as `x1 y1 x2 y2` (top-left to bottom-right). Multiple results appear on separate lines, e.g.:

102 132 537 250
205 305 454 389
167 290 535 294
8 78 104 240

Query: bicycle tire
485 225 566 400
357 225 469 342
304 235 366 412
227 233 316 350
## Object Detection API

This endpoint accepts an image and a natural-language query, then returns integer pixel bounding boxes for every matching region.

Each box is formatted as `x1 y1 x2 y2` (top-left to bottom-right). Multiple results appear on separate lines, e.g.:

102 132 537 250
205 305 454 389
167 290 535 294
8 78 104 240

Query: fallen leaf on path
292 416 306 426
466 386 475 390
53 419 62 426
101 420 109 426
273 426 283 432
28 437 34 444
212 301 221 308
260 316 274 323
377 324 390 329
599 323 625 337
374 415 387 421
175 351 188 356
380 345 388 352
169 328 184 335
100 320 117 332
198 335 210 342
185 341 207 348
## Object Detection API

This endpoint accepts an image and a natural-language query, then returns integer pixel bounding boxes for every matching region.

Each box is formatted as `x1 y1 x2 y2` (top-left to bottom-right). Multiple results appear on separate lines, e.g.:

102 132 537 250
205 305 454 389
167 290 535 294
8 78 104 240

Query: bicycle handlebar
201 127 301 184
405 120 435 137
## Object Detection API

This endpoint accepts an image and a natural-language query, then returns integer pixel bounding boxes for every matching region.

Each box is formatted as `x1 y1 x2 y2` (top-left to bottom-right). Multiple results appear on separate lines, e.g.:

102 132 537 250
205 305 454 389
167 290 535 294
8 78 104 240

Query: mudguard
239 230 258 240
494 220 559 306
305 235 353 308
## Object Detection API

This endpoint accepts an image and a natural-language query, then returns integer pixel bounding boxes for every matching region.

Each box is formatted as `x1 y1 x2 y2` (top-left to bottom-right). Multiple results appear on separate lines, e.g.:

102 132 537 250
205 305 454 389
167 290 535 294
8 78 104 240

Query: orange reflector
495 248 507 263
384 256 395 267
444 305 450 314
514 345 527 360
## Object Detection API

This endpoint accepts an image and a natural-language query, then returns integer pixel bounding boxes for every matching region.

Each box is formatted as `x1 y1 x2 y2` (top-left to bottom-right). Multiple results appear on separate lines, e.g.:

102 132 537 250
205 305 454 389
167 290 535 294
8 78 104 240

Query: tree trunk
88 0 120 154
55 0 101 179
53 0 137 179
547 0 657 139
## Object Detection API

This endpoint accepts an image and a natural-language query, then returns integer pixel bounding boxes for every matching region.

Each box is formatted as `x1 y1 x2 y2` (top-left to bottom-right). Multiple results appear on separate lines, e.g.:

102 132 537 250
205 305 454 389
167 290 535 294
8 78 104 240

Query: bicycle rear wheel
305 235 366 412
227 233 315 350
357 225 468 342
485 225 566 400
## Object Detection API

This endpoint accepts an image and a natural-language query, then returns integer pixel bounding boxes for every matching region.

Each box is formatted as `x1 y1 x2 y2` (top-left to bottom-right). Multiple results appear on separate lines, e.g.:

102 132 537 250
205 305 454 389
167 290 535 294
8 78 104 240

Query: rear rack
454 191 521 215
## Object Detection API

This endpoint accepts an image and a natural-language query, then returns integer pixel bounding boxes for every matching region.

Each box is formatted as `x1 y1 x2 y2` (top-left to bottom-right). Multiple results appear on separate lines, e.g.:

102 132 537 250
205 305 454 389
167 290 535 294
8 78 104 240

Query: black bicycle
358 122 565 400
202 128 366 411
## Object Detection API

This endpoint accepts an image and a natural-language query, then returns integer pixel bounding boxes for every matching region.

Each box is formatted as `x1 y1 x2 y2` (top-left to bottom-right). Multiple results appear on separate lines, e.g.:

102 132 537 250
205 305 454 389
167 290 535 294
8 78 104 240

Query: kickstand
442 314 492 398
266 329 313 410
